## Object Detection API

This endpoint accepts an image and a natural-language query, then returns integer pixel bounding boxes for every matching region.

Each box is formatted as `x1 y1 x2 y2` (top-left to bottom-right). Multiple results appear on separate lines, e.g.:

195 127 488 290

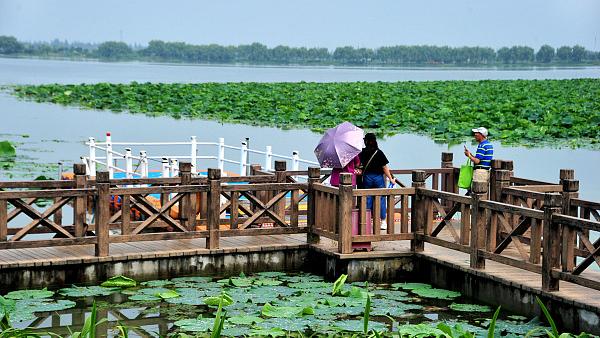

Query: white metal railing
82 132 319 179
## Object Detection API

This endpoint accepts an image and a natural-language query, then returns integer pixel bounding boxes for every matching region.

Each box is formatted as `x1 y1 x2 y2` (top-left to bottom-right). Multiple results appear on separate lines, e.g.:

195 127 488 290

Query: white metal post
240 141 248 176
190 136 197 174
106 132 114 178
162 158 170 178
170 159 179 177
292 151 300 181
218 137 225 173
125 148 133 178
265 145 273 171
57 161 63 180
81 157 90 175
88 137 96 176
140 151 148 178
292 151 300 171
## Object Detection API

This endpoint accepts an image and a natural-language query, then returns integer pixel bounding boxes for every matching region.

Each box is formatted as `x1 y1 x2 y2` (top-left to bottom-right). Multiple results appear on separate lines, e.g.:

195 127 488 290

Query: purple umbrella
314 122 364 168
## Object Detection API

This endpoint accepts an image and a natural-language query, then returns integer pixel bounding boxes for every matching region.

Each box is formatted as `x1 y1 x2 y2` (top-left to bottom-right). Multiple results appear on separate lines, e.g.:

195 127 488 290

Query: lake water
0 57 598 201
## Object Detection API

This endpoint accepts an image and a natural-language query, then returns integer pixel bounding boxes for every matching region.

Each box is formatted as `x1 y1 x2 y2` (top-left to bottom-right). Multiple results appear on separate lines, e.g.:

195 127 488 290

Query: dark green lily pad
226 315 264 325
449 303 493 312
59 286 120 297
411 288 461 300
173 318 214 332
392 282 432 290
0 141 16 157
4 288 54 300
255 271 287 278
261 303 314 318
396 323 446 337
334 319 387 332
140 279 174 287
101 275 137 288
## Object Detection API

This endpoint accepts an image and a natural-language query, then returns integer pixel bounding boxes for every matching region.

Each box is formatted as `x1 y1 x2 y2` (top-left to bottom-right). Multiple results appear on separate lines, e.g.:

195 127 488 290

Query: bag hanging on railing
458 159 474 189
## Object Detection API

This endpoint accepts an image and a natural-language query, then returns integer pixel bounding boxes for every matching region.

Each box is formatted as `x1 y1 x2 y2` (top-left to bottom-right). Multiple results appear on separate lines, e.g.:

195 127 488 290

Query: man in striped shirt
464 127 494 183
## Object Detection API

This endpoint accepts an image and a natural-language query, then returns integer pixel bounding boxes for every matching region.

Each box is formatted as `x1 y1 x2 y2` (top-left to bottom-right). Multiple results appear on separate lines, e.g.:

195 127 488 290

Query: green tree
571 45 586 63
96 41 132 59
497 47 512 63
0 35 24 54
536 45 555 63
556 46 572 62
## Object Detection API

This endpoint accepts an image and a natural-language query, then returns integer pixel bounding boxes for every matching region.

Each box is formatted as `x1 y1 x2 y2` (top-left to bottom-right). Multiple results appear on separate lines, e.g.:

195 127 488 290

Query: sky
1 0 599 50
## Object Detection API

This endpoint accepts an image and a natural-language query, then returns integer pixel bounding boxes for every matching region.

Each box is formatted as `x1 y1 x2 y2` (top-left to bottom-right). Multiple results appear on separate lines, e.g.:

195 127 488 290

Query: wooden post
487 169 510 250
95 172 110 257
561 178 579 272
337 173 353 254
206 168 221 249
542 193 561 291
411 170 426 252
441 152 453 207
0 198 6 242
307 167 321 244
470 180 487 269
274 161 287 219
179 162 195 231
73 163 88 237
250 164 267 214
490 160 502 202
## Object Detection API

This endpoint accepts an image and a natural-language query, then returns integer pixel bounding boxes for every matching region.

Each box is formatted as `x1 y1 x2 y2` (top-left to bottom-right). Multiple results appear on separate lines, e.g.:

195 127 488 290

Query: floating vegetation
449 302 493 312
0 140 16 157
100 275 137 288
0 273 572 337
12 79 600 148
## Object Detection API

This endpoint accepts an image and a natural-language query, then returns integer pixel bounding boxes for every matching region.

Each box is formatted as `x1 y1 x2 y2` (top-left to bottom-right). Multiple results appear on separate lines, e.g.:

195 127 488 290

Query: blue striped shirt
475 139 494 169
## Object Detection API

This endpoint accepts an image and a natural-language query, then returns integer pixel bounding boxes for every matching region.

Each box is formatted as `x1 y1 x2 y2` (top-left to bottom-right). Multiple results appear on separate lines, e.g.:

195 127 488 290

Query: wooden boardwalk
0 234 308 269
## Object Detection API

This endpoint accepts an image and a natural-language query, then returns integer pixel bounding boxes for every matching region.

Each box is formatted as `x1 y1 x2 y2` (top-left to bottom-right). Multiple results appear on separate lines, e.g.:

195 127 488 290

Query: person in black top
359 133 395 230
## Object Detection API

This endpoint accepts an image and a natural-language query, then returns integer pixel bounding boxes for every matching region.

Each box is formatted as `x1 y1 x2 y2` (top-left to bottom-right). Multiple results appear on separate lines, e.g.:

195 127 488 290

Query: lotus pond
0 272 565 337
11 79 600 148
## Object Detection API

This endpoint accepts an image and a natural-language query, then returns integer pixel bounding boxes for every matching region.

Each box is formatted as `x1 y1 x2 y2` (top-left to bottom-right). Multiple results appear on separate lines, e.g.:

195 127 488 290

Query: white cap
471 127 488 137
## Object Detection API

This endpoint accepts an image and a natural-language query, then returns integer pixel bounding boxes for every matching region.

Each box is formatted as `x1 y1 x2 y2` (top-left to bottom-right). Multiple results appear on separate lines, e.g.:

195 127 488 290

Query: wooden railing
1 153 598 294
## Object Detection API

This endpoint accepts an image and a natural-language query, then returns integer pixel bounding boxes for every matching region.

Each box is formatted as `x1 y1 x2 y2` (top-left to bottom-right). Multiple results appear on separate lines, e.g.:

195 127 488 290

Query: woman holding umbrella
314 121 365 187
359 133 395 230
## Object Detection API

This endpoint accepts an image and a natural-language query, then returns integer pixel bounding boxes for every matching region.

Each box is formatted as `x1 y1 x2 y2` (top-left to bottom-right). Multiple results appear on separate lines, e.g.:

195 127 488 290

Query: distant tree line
1 35 599 66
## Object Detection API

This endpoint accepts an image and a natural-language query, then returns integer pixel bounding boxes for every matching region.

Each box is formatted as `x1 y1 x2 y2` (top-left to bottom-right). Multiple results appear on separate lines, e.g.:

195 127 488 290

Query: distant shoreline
2 55 600 70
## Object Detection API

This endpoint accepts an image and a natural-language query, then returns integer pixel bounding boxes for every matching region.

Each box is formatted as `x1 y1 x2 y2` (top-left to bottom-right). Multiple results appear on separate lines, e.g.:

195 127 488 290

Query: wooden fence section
0 153 599 294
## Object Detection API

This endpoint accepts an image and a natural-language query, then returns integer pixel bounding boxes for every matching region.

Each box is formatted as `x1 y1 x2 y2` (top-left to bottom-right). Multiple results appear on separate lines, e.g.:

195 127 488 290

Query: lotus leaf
392 282 432 290
59 286 120 297
372 289 411 301
261 303 314 318
156 289 180 299
253 278 282 286
255 271 287 278
226 315 263 325
411 288 461 300
221 326 252 337
331 274 347 296
288 281 330 289
0 141 16 157
16 299 76 313
129 294 161 301
334 319 387 332
249 327 286 337
4 288 54 300
101 275 137 288
173 318 214 332
449 303 493 312
396 323 447 337
141 279 174 287
256 317 313 331
170 276 213 283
